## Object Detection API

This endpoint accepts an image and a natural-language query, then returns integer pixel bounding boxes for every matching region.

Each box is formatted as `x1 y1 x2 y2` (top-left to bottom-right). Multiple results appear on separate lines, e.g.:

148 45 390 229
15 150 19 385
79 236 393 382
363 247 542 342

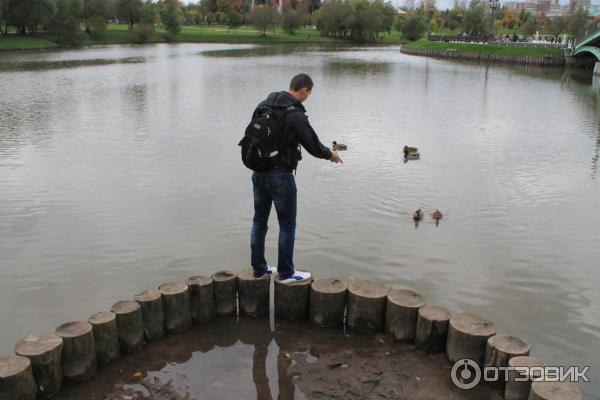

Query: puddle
54 316 496 400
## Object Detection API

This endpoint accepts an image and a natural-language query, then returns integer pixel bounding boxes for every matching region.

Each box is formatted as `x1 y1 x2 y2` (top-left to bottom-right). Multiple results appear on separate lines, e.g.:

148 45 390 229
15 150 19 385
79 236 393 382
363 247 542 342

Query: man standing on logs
240 73 343 283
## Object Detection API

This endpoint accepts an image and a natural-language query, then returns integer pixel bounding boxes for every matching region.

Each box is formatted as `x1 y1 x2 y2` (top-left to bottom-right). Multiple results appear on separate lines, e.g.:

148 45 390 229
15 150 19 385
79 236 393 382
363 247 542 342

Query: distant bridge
572 29 600 62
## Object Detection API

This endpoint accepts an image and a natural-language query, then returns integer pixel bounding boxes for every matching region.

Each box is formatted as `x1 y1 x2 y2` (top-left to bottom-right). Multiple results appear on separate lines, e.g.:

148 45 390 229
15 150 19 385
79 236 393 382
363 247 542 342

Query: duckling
412 209 424 221
431 209 443 221
332 141 347 151
403 146 419 156
404 153 420 160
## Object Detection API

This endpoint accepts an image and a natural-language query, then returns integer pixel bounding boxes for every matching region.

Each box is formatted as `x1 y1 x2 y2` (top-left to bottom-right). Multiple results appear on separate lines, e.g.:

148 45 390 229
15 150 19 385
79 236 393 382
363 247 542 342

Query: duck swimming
403 146 419 156
412 209 424 221
432 209 443 220
332 141 347 151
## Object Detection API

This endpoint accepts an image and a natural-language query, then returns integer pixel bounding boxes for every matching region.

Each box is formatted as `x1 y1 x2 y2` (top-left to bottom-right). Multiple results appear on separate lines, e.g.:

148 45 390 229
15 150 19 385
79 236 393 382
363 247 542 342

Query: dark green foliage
281 8 303 34
249 5 275 35
141 0 159 24
462 0 492 35
217 0 243 31
0 0 7 36
132 22 155 43
314 0 352 37
87 15 107 37
50 0 83 46
162 0 184 38
567 8 588 39
117 0 143 31
402 14 427 41
4 0 54 34
315 0 394 41
522 15 538 36
548 15 567 37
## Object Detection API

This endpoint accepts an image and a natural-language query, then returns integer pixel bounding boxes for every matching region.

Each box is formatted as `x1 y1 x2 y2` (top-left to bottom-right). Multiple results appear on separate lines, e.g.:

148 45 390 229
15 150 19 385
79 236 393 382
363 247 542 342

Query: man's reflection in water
252 343 273 399
246 316 301 400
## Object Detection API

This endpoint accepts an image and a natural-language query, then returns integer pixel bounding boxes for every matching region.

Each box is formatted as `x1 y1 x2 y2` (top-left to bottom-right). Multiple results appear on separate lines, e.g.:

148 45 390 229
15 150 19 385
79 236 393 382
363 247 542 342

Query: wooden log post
133 289 165 341
237 269 271 317
111 301 145 353
484 335 530 388
0 356 37 400
15 333 63 399
274 276 312 320
347 280 387 334
211 270 237 316
415 305 450 353
159 282 192 334
55 321 97 382
385 289 426 341
446 313 496 366
186 276 215 324
87 311 120 367
529 381 582 400
309 278 348 328
505 356 544 400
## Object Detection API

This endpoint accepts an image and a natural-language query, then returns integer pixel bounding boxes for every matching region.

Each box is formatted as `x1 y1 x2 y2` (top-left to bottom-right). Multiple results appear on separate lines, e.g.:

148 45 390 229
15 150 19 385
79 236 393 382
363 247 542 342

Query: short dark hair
289 73 313 91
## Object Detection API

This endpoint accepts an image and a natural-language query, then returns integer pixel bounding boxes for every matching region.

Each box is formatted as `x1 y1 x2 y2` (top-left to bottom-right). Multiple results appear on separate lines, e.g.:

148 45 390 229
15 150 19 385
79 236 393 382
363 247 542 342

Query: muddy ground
54 317 498 400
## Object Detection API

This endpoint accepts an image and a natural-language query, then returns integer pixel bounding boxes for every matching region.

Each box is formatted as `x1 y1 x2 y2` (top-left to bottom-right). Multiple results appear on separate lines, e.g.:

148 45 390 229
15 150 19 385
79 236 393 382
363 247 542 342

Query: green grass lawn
0 35 58 51
1 24 404 51
403 39 565 59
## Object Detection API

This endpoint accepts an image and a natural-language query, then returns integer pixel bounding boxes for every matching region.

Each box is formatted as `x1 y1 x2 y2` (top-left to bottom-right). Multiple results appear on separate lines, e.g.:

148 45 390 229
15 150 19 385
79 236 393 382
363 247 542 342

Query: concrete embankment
401 46 566 67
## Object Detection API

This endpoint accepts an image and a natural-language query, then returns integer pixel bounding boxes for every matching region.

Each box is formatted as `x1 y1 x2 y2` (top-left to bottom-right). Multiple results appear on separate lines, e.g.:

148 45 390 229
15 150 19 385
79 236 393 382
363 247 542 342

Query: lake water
1 43 599 398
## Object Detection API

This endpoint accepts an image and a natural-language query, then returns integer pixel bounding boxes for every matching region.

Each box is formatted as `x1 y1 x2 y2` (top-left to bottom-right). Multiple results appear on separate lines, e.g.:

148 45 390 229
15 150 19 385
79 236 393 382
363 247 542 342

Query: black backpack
239 104 295 172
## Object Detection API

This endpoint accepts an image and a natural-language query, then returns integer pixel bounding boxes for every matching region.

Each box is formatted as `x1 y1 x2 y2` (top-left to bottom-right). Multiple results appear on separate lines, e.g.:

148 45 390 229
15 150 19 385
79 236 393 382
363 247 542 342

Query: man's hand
330 151 343 164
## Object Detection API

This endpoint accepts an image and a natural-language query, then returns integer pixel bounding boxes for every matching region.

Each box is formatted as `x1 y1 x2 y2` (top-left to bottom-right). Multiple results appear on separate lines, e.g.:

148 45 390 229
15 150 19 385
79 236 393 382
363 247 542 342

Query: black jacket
253 91 332 172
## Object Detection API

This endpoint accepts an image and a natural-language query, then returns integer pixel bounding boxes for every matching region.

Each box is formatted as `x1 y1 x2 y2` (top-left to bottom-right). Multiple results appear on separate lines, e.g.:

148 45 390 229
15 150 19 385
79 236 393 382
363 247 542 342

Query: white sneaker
267 266 277 275
279 270 312 284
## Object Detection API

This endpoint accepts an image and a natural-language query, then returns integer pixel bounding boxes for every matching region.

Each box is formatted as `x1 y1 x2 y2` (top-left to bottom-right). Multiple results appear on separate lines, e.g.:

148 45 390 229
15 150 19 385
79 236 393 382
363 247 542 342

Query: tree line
0 0 399 45
398 0 592 42
0 0 186 44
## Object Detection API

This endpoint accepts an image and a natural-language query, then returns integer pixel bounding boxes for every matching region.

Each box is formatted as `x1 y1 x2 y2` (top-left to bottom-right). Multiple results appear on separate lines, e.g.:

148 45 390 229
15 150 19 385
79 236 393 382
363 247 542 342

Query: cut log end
0 355 31 378
134 289 161 303
0 355 36 400
185 275 212 287
450 313 495 337
348 279 387 299
15 333 62 357
211 270 236 282
419 304 450 321
488 335 530 355
529 381 582 400
88 311 116 325
56 321 92 338
508 355 544 369
111 300 141 315
311 278 348 294
159 282 188 296
387 289 426 308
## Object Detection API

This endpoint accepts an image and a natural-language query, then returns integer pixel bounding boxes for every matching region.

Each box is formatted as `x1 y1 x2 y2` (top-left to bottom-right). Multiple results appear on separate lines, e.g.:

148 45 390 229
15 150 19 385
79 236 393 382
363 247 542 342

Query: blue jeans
251 169 297 280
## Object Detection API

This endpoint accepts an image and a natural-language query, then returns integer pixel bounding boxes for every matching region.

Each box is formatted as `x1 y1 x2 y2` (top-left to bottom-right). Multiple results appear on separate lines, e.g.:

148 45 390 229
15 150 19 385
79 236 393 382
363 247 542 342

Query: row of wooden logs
0 271 582 400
